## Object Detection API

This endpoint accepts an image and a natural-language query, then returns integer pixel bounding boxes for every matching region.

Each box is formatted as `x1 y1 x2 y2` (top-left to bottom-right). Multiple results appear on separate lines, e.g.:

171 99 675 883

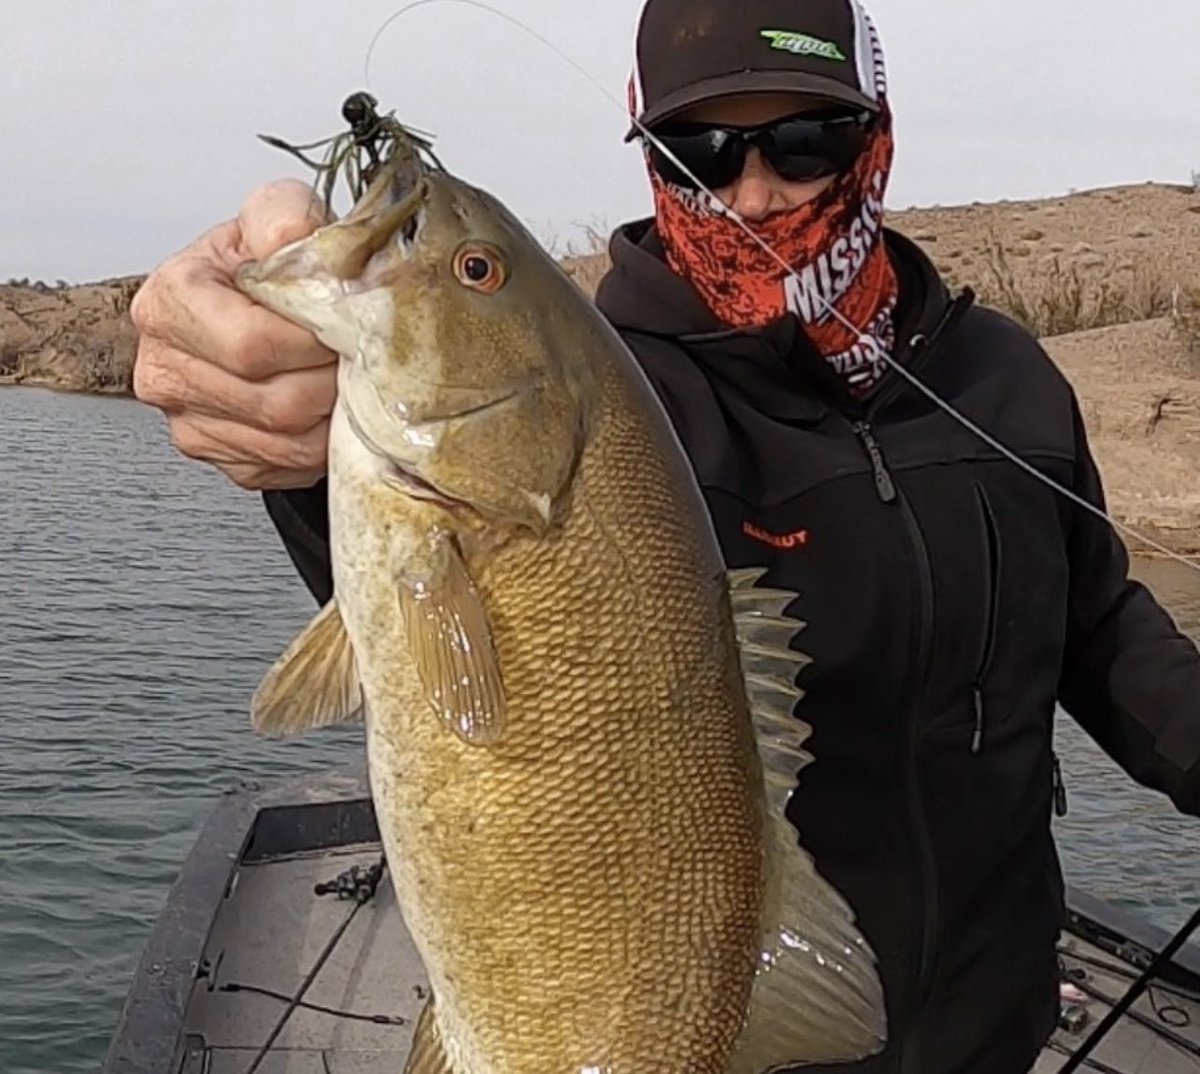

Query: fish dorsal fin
727 568 887 1071
404 1000 457 1074
250 598 363 735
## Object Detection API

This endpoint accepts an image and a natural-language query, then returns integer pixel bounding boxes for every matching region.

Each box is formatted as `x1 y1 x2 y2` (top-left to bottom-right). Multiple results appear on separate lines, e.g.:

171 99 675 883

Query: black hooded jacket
263 220 1200 1074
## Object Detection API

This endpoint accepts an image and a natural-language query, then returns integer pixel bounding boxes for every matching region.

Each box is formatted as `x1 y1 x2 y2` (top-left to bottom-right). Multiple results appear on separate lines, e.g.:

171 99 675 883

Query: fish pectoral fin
727 569 887 1070
249 598 364 736
403 1000 455 1074
398 538 506 747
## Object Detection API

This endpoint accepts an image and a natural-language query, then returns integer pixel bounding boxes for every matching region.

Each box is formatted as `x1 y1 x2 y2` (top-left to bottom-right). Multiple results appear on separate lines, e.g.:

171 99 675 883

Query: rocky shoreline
0 276 141 395
4 182 1198 553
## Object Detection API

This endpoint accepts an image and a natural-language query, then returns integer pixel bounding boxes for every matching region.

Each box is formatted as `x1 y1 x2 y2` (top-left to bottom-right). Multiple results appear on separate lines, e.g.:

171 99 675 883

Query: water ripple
1 389 359 1074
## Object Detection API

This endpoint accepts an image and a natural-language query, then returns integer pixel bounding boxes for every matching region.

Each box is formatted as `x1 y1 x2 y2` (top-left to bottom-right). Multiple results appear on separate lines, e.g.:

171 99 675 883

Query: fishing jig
257 91 442 215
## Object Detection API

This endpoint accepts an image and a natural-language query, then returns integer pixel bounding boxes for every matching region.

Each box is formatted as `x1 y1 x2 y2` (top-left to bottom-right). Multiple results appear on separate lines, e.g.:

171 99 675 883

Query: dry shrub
560 253 611 299
0 336 134 394
946 233 1179 338
112 276 145 315
554 223 612 299
1172 285 1200 356
78 342 128 392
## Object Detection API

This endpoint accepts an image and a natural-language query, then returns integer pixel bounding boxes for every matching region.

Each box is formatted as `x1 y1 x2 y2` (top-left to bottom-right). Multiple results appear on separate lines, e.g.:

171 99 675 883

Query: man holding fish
130 0 1200 1071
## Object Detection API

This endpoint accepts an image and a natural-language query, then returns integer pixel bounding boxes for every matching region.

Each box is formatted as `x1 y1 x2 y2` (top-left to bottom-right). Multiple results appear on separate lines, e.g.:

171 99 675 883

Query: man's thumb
236 179 329 262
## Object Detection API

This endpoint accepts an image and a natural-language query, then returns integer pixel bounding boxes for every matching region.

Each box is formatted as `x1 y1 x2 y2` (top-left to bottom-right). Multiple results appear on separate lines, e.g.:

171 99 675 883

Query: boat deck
1039 935 1200 1073
185 845 1199 1073
180 846 418 1073
104 770 1200 1074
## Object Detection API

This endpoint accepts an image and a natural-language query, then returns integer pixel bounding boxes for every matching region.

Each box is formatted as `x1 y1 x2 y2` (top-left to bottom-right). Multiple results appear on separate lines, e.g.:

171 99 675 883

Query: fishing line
1046 1040 1126 1074
220 981 407 1026
363 0 1200 576
1058 904 1200 1073
1059 945 1200 1006
1064 975 1200 1059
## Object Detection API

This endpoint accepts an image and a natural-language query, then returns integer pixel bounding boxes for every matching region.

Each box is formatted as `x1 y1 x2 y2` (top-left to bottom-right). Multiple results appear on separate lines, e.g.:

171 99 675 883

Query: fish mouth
236 152 432 296
334 178 429 285
331 145 434 279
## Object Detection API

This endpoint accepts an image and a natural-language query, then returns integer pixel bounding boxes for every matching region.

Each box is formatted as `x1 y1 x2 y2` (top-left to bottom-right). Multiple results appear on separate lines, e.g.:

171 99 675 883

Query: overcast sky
5 0 1198 283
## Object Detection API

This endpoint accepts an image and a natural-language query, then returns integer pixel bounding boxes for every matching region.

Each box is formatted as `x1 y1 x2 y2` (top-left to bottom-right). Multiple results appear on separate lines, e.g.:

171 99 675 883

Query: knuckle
168 418 208 461
132 343 175 406
128 274 167 335
128 280 152 331
131 349 154 403
225 465 268 491
129 256 190 335
227 332 279 382
264 426 329 475
255 387 303 436
256 379 329 436
292 438 329 473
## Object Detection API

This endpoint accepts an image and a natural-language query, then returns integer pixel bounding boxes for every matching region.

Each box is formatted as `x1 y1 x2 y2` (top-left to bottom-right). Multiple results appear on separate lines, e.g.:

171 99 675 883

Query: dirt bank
1044 317 1200 554
4 182 1199 550
0 276 140 394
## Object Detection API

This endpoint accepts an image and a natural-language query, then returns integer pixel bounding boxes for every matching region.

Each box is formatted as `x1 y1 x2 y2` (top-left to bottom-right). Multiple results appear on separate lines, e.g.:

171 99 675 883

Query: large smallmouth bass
235 141 885 1073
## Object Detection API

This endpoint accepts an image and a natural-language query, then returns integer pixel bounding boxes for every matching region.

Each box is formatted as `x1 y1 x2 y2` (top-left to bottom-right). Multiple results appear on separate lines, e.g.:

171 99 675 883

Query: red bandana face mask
649 106 899 396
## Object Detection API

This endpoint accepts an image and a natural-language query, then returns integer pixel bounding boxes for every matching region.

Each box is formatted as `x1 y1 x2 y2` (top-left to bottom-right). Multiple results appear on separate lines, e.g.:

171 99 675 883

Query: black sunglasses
646 109 874 192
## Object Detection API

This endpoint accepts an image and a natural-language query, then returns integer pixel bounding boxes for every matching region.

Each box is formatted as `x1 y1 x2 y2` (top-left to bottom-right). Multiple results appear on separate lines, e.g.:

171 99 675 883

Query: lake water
1 386 1197 1074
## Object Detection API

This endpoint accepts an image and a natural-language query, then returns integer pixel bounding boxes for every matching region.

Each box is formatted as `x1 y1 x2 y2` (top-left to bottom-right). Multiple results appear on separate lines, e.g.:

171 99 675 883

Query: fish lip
343 203 427 295
342 143 429 227
350 144 429 218
341 179 430 284
369 179 426 247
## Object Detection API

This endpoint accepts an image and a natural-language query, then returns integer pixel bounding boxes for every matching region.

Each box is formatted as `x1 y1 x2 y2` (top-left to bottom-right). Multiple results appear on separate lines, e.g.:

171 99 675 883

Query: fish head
237 152 598 535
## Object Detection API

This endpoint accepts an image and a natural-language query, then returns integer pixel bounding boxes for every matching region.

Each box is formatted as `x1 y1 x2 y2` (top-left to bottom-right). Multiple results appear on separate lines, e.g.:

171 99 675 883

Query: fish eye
452 244 507 295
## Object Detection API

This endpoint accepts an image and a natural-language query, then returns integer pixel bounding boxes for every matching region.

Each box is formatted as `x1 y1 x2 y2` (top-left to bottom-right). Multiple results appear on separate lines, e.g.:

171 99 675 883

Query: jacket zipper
851 422 898 503
846 299 973 1072
1052 753 1069 817
843 417 938 1072
971 484 1002 755
896 489 940 1072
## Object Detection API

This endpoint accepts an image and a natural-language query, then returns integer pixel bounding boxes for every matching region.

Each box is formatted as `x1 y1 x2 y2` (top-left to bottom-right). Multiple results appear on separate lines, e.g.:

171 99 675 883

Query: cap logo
760 29 847 62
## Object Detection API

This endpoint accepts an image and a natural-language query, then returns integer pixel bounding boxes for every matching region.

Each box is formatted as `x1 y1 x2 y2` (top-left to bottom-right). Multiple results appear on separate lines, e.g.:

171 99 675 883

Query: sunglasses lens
649 128 745 191
647 111 872 191
766 155 841 183
763 114 870 181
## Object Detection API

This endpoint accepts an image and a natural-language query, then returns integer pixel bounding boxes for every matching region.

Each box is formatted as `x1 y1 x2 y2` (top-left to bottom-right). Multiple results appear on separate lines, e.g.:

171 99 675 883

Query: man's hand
131 180 337 491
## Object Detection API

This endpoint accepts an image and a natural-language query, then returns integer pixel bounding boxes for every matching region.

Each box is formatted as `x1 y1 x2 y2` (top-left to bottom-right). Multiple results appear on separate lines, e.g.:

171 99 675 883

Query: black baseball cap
627 0 886 140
